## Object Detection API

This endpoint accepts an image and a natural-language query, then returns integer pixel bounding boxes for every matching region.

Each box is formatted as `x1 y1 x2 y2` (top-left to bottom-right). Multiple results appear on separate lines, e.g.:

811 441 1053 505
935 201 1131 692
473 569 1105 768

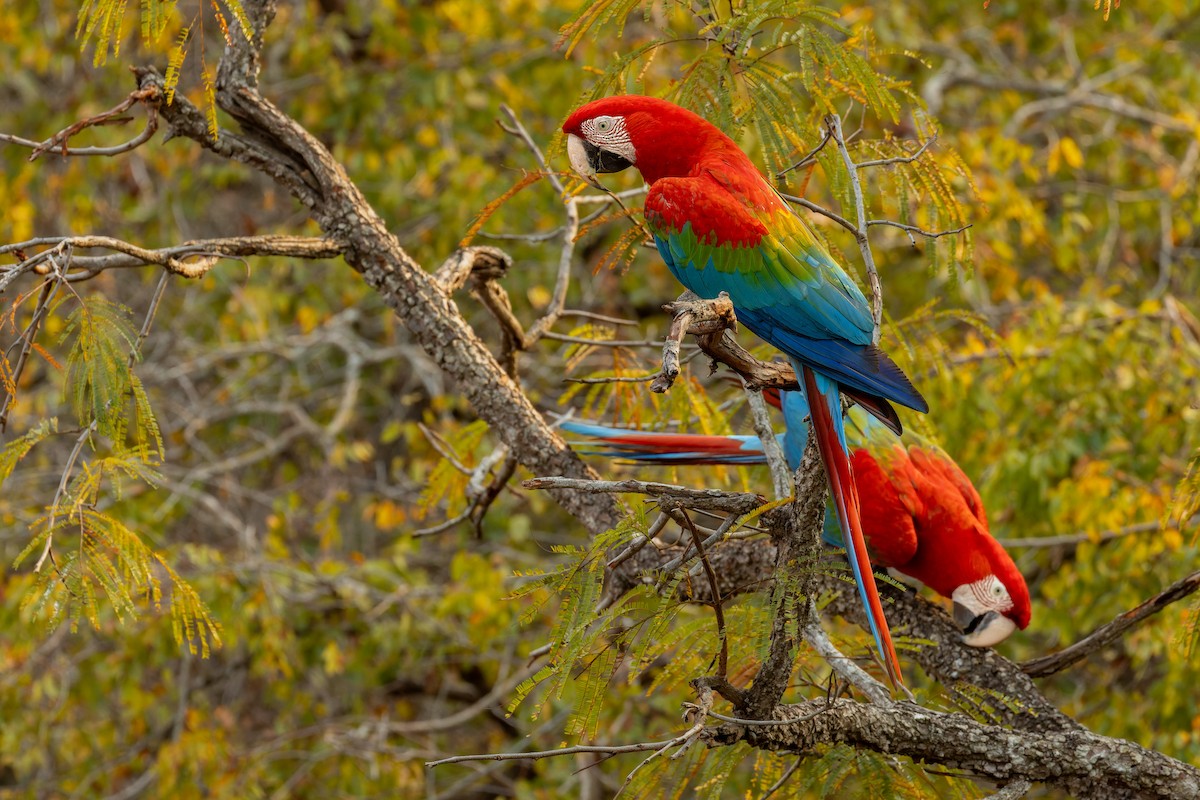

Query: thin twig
660 513 742 573
855 134 937 168
560 309 640 326
0 86 161 161
522 476 765 515
416 422 472 474
542 331 672 348
679 510 728 678
779 194 859 235
426 737 681 767
606 512 671 570
707 708 827 727
498 105 578 346
824 114 882 343
865 219 973 245
999 517 1195 549
757 754 804 800
615 688 712 796
1021 569 1200 678
564 374 658 385
37 422 97 572
776 129 832 178
0 276 59 431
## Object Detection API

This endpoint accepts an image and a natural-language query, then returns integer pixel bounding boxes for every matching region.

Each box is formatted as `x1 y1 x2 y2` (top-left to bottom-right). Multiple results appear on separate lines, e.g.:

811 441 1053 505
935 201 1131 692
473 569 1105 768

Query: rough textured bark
648 535 1078 732
707 698 1200 800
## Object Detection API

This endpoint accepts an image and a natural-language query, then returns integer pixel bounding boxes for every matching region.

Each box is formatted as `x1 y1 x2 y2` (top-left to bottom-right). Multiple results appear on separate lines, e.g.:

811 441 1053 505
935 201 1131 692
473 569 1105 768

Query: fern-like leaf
0 418 57 488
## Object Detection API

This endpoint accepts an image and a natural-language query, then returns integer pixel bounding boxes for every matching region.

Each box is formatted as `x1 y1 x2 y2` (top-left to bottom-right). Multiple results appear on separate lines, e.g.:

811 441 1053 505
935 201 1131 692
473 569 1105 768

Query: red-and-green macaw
560 389 1031 647
563 96 929 683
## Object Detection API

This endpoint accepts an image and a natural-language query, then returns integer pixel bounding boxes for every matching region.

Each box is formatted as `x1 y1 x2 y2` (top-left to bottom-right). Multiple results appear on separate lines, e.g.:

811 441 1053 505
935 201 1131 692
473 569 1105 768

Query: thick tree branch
739 435 828 719
705 697 1200 799
614 534 1079 733
129 0 622 535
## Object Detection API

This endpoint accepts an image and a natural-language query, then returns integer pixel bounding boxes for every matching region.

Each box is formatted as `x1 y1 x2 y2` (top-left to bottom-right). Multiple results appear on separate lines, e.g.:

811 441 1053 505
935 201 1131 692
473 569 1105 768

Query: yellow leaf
527 285 552 308
1060 137 1084 169
321 641 345 675
296 306 320 333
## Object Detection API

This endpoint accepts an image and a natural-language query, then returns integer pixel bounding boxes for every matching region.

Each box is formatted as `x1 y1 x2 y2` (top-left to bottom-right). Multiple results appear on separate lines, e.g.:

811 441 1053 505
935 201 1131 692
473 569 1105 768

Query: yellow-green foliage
2 0 1199 797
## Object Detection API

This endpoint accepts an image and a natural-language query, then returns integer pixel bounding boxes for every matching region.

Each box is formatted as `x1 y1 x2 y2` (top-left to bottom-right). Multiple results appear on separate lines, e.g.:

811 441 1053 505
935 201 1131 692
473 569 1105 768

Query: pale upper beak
567 134 604 189
566 133 634 189
953 602 1018 648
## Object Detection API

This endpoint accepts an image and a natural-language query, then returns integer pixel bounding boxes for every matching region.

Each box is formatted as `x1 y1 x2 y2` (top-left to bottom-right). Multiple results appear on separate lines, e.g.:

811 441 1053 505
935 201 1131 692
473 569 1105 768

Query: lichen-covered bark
708 698 1199 800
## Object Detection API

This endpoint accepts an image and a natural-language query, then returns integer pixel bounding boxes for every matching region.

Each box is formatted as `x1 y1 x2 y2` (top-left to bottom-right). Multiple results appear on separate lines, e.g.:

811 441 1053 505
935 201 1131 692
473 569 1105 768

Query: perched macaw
563 96 929 683
560 391 1031 647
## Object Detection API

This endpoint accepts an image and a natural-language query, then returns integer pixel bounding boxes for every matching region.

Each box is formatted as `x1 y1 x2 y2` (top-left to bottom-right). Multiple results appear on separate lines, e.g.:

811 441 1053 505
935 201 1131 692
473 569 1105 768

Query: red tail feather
595 430 751 455
802 367 904 687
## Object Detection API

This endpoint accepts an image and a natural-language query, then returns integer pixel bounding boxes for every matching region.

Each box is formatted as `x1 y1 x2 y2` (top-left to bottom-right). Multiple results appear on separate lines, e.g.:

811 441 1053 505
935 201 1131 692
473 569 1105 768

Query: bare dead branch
739 433 827 720
128 0 622 534
1021 569 1200 678
0 235 342 285
426 737 681 767
522 476 765 515
0 86 161 161
649 291 739 392
999 517 1195 549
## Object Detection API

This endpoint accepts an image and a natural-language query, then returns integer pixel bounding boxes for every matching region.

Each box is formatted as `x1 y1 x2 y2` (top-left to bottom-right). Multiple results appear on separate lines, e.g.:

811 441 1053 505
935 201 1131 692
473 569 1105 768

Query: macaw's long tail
798 363 904 688
558 419 771 465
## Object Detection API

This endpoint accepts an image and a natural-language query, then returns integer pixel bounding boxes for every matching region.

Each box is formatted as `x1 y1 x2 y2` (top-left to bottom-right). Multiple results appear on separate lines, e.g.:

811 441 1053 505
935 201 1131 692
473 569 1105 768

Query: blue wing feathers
655 229 927 415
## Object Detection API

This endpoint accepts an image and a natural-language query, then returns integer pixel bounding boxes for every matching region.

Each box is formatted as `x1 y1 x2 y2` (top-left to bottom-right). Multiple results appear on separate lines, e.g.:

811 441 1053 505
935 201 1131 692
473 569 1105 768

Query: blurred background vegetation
1 0 1198 797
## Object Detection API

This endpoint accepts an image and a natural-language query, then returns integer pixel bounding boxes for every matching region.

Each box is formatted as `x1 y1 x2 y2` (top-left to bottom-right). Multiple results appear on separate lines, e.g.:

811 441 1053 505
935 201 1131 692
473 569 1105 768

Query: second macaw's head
868 444 1032 647
562 95 751 187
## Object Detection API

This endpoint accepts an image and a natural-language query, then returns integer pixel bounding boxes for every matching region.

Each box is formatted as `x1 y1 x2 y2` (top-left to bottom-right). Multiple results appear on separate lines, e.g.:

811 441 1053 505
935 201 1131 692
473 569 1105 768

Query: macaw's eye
595 119 612 132
993 584 1004 596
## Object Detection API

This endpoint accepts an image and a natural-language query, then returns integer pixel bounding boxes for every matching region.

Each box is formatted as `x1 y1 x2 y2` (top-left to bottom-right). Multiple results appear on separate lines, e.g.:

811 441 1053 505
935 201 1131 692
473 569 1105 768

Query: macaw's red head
947 534 1032 647
905 448 1033 646
562 95 749 187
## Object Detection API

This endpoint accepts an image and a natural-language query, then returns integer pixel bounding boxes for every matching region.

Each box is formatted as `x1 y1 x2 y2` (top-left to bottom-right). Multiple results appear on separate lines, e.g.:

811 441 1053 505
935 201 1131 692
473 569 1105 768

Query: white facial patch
581 115 636 164
963 575 1014 615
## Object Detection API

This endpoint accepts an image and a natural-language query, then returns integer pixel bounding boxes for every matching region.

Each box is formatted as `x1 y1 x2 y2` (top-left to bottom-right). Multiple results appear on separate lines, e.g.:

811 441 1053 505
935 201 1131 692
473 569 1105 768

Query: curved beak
566 134 633 189
954 603 1018 648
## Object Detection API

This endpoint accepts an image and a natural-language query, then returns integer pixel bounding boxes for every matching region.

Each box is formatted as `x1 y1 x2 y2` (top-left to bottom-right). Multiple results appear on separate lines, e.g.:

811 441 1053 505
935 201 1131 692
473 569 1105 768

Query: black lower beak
953 601 982 633
583 140 634 174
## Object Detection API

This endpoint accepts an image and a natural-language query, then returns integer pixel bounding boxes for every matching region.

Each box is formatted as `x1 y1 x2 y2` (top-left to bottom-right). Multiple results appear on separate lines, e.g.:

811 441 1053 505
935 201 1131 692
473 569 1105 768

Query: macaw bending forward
563 96 928 683
560 390 1031 647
